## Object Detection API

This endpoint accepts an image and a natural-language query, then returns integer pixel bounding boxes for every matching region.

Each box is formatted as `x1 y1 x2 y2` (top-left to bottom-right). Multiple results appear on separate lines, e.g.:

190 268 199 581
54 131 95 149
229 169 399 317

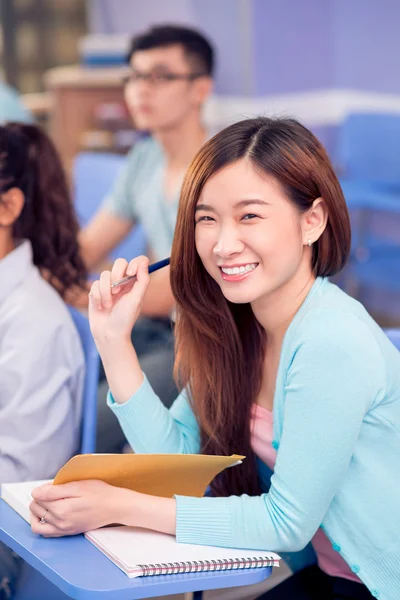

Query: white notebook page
85 526 280 575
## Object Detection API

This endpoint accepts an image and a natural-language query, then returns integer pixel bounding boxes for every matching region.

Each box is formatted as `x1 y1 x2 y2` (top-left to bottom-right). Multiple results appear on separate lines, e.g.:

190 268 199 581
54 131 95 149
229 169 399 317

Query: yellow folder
53 454 245 498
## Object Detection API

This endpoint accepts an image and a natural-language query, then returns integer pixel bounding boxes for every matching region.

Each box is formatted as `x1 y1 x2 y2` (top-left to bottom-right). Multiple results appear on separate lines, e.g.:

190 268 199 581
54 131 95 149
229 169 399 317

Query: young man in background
78 25 214 451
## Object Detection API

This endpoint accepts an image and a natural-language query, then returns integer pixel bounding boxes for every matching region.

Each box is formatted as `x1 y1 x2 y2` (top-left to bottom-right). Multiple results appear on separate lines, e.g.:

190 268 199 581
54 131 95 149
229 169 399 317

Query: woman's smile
218 262 259 282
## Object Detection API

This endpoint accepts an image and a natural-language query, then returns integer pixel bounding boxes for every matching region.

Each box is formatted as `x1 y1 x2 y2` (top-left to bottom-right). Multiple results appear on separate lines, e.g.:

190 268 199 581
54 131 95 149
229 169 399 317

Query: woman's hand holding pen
88 256 150 403
89 256 150 345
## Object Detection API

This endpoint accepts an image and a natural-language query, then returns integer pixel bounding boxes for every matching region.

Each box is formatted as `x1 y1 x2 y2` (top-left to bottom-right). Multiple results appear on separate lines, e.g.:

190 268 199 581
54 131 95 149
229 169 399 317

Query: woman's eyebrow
195 203 216 212
233 199 271 208
195 199 271 212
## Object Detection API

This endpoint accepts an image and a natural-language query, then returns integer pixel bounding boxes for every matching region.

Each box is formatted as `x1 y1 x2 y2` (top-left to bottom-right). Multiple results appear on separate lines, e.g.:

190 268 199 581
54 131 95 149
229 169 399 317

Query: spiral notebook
85 526 280 578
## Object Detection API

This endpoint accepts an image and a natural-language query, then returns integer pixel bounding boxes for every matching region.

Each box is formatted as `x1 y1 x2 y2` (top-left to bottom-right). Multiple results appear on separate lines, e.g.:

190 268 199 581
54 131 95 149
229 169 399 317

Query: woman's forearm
118 488 177 535
98 340 144 404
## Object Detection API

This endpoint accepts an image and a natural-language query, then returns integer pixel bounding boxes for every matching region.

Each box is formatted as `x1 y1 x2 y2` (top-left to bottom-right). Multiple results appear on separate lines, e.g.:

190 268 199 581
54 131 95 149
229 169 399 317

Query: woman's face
195 159 315 306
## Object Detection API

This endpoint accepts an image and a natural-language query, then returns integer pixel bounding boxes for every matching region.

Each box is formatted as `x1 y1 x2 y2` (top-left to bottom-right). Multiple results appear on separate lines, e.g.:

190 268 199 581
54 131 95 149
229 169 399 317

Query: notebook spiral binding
139 556 277 577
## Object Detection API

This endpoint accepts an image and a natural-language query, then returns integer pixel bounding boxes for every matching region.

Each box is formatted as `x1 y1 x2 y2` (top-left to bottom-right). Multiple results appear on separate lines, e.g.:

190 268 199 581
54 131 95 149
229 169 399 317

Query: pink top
251 403 360 583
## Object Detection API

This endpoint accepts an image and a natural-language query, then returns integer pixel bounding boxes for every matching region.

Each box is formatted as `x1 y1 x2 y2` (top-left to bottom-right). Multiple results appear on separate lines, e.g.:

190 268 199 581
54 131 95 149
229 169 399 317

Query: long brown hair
170 117 351 497
0 123 87 297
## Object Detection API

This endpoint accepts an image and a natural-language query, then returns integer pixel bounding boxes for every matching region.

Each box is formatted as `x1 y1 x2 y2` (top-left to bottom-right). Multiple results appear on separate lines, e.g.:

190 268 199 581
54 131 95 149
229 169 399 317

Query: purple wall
333 0 400 93
190 0 252 95
88 0 400 96
88 0 196 33
252 0 334 94
251 0 400 95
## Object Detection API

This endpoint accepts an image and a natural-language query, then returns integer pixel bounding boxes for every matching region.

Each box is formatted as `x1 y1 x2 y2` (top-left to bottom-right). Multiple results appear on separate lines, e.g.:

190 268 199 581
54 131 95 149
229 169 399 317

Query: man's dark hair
127 24 214 76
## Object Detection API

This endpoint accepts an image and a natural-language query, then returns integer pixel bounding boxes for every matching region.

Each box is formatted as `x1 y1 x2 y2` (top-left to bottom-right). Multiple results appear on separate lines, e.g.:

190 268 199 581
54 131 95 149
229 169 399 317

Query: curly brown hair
0 123 87 298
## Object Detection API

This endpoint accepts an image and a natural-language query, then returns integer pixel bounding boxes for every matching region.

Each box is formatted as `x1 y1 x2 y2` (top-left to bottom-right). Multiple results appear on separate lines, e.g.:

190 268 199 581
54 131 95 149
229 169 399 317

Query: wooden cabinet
44 65 130 173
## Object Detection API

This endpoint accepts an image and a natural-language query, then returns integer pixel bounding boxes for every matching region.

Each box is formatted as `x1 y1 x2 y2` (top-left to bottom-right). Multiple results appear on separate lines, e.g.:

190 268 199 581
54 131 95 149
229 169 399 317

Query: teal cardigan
109 278 400 600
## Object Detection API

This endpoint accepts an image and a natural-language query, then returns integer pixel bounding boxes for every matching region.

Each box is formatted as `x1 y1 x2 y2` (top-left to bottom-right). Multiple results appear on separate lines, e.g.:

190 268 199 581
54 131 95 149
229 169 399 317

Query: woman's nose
213 227 245 257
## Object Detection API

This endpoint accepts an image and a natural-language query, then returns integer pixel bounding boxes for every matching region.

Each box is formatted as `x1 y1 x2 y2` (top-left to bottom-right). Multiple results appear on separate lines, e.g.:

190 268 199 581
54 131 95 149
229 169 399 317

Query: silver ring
39 509 48 524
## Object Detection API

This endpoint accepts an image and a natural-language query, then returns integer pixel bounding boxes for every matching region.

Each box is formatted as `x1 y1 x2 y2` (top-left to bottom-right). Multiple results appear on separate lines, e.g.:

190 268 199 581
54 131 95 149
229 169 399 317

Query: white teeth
221 263 258 275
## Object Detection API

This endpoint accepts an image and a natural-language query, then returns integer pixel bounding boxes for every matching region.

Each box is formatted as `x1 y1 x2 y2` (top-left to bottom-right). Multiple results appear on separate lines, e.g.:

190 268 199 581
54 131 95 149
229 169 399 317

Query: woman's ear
301 197 328 246
0 188 25 227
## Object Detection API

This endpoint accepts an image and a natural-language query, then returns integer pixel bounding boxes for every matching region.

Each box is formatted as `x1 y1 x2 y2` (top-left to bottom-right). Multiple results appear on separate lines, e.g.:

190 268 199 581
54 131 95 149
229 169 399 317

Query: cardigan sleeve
107 375 201 454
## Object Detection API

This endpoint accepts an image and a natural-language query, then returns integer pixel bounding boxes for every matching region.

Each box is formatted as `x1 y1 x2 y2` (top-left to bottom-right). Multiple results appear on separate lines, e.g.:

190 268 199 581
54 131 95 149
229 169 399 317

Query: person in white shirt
0 123 86 599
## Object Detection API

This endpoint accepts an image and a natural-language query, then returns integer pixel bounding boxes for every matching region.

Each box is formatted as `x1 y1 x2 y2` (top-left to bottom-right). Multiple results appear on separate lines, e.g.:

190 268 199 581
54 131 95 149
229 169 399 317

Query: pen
110 257 170 289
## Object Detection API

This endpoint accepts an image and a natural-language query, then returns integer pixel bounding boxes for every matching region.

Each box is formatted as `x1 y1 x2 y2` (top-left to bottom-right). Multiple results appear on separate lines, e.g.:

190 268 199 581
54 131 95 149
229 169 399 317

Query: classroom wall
87 0 400 95
86 0 400 154
332 0 400 94
87 0 251 95
251 0 334 95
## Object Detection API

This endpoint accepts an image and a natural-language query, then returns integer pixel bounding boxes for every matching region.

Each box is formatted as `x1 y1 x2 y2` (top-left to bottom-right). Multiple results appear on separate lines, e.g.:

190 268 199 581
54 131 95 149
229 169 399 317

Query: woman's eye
196 215 214 223
242 213 258 220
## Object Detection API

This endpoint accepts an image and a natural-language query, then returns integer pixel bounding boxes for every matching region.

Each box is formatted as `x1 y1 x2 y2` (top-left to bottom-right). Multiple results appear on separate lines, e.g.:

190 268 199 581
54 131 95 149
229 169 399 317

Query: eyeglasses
122 70 206 87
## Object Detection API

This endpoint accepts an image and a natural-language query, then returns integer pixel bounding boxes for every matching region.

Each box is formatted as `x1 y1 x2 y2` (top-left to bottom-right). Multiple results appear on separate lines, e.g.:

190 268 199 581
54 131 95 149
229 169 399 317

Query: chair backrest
384 328 400 351
73 152 124 225
12 309 100 600
337 112 400 186
68 306 100 454
73 151 147 263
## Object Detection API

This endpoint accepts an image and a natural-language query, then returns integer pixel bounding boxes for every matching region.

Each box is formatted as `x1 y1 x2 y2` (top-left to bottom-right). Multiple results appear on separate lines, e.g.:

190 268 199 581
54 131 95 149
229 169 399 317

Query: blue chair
73 152 147 264
337 113 400 257
384 328 400 351
13 308 100 600
337 112 400 187
339 240 400 321
335 114 400 309
68 306 100 455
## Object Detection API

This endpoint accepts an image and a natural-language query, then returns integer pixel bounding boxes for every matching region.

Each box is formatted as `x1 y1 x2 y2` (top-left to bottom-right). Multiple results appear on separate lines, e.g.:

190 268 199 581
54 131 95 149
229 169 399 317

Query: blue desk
0 500 271 599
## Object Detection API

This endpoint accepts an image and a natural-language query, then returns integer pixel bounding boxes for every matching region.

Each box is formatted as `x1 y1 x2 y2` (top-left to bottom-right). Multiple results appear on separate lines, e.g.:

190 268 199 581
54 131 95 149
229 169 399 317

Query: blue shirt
109 278 400 600
103 137 179 261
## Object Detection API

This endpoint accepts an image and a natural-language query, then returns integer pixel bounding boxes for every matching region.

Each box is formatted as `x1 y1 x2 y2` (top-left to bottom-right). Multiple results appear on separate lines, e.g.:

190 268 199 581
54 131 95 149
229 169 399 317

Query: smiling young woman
30 118 399 600
171 117 350 497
